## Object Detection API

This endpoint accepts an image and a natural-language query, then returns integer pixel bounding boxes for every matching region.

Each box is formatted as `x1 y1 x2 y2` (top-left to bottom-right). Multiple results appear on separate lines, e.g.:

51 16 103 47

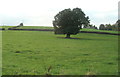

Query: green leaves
53 8 90 36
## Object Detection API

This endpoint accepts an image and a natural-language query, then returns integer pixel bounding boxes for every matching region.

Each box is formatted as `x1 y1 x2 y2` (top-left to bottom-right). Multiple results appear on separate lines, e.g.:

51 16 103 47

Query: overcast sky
0 0 119 27
118 1 120 19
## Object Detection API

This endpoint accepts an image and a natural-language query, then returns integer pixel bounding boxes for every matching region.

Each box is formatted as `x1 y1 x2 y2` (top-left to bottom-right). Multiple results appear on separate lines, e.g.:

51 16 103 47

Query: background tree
105 24 112 30
18 23 23 26
116 20 120 31
112 24 117 31
93 25 98 29
53 8 90 38
99 24 105 30
20 23 23 26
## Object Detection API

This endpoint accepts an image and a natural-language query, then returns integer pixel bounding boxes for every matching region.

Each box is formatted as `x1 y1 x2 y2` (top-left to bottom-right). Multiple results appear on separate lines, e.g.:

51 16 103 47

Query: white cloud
0 0 119 26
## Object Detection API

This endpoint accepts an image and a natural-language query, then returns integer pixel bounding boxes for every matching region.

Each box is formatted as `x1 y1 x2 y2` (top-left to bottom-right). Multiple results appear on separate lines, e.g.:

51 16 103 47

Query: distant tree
116 20 120 31
83 24 90 28
89 24 92 27
112 24 117 31
109 20 120 31
93 25 98 29
99 24 105 30
53 8 90 38
83 24 98 29
117 20 120 25
105 24 112 30
19 23 23 26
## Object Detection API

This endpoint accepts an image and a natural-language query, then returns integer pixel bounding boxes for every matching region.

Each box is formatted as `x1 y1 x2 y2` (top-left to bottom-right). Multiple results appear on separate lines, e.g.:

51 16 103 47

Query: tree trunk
66 34 71 38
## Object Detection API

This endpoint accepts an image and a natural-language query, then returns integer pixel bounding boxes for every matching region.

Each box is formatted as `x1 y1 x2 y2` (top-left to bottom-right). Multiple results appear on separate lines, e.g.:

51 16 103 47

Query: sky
0 0 119 27
118 1 120 19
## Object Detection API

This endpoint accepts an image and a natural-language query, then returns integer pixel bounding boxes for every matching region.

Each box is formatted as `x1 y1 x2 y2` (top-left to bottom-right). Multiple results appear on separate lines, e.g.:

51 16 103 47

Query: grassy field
0 31 2 76
2 30 118 75
0 26 15 29
81 28 119 34
1 26 119 34
15 26 54 29
15 26 119 34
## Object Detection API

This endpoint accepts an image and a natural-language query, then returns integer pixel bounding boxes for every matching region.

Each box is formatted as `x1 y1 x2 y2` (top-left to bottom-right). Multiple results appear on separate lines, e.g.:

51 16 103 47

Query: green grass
0 31 2 76
0 26 15 29
16 26 119 34
2 30 118 75
1 26 119 34
15 26 54 29
81 28 119 34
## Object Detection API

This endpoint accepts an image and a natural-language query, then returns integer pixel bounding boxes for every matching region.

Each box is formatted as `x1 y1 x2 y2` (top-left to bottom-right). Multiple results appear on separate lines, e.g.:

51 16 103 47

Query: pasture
0 26 14 30
2 29 118 75
1 26 119 34
81 28 119 34
15 26 54 29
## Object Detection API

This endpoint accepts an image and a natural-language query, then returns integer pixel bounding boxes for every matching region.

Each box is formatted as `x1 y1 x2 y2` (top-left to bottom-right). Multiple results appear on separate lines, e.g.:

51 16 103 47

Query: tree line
99 20 120 31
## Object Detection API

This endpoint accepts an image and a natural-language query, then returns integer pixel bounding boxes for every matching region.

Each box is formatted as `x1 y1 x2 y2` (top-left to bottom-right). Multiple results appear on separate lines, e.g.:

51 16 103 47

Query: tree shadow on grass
57 37 81 40
57 37 107 41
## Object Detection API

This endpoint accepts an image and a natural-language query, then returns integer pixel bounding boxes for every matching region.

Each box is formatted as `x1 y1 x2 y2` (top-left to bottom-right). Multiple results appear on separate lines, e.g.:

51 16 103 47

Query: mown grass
81 28 119 34
2 30 118 75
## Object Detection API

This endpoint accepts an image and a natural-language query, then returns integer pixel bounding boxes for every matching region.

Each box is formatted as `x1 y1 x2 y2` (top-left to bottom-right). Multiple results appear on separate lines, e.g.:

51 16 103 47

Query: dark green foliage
99 20 120 31
19 23 23 26
99 24 105 30
53 8 90 38
84 24 98 29
116 20 120 31
93 25 98 29
104 24 112 30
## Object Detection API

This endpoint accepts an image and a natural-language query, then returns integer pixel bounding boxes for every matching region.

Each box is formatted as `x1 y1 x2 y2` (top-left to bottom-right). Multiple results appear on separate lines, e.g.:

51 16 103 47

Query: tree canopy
53 8 90 38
